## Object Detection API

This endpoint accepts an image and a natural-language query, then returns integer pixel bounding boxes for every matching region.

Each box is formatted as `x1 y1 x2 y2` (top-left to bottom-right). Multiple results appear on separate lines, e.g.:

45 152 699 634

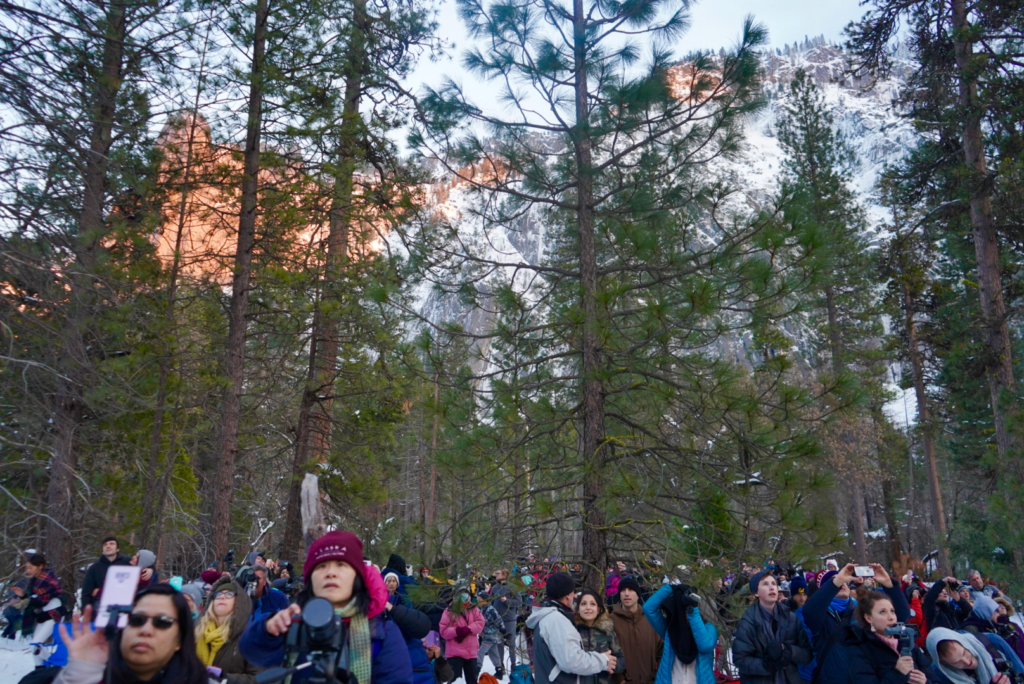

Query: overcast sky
408 0 868 102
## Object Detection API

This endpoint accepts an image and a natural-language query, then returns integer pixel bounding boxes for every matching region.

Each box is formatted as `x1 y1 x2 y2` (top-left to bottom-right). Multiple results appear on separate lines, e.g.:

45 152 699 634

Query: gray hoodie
526 605 609 684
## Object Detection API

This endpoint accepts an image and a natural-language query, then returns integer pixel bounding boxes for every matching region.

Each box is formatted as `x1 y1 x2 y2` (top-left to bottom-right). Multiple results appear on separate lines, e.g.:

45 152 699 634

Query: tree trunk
281 0 368 560
210 0 268 559
45 0 127 590
572 0 607 592
952 0 1016 463
851 481 868 563
902 281 949 571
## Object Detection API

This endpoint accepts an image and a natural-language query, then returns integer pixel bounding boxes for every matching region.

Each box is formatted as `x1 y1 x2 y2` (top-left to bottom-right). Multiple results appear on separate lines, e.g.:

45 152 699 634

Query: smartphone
854 566 876 578
94 565 141 628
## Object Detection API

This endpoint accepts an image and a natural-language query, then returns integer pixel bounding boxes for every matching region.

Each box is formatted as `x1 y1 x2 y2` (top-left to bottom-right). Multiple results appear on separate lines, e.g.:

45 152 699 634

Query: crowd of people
2 534 1023 684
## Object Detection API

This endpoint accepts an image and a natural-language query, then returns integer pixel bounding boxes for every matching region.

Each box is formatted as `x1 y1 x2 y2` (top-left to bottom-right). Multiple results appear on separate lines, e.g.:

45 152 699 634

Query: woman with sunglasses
55 584 210 684
194 576 258 683
240 530 413 684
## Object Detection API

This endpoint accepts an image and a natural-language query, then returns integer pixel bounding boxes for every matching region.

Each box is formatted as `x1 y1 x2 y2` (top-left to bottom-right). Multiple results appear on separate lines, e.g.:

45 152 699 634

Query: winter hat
383 570 401 588
618 576 642 597
304 530 366 585
973 595 999 622
386 554 407 575
819 570 838 588
749 570 772 595
180 582 205 610
545 572 576 600
137 549 156 569
201 570 222 585
790 574 808 595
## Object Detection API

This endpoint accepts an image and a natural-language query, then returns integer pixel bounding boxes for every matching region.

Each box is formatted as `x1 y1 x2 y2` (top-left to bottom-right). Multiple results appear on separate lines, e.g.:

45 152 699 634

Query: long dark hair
106 584 208 684
295 570 369 614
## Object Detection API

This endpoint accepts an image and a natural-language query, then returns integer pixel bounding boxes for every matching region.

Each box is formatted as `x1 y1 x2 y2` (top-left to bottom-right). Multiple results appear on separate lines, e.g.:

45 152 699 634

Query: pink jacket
439 607 485 659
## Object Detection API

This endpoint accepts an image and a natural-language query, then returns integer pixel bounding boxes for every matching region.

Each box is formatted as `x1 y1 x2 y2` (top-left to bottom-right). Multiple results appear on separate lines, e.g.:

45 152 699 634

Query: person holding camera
802 563 909 684
55 584 210 684
924 577 973 632
732 571 812 684
194 576 258 684
643 582 717 684
575 590 626 684
840 591 935 684
926 628 1013 684
239 531 413 684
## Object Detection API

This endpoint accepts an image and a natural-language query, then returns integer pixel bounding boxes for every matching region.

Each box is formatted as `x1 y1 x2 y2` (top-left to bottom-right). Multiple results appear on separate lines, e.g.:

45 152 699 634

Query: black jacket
841 624 937 684
922 581 971 632
732 602 813 684
79 553 131 610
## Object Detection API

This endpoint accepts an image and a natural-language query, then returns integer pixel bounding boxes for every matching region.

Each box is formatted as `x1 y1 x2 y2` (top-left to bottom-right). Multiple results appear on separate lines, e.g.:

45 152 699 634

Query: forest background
1 0 1024 603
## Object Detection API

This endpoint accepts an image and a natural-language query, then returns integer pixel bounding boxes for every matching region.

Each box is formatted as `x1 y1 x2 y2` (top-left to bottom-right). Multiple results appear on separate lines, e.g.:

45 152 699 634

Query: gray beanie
180 582 205 611
137 549 157 569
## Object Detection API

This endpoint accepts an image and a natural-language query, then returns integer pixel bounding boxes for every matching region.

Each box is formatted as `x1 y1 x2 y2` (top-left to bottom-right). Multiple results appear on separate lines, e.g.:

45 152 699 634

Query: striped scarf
337 602 372 684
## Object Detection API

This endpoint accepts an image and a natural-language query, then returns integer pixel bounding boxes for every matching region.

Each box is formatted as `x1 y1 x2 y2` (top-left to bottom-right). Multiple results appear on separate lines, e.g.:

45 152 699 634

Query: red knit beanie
303 531 366 585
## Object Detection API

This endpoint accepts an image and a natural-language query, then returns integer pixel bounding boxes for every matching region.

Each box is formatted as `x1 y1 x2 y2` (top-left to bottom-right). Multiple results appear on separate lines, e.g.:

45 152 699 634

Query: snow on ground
0 635 35 683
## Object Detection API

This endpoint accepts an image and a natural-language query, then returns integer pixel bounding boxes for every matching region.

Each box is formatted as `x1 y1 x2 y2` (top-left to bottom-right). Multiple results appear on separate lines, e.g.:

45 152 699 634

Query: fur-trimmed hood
575 611 615 634
203 575 253 639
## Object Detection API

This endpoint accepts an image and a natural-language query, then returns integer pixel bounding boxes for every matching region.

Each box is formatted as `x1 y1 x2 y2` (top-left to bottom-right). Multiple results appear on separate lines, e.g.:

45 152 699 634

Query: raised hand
833 564 857 588
265 604 302 637
61 606 110 665
868 563 893 589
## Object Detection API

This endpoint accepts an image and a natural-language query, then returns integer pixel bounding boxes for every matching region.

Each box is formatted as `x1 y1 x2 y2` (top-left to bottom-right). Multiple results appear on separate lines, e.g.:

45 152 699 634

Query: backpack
510 663 534 684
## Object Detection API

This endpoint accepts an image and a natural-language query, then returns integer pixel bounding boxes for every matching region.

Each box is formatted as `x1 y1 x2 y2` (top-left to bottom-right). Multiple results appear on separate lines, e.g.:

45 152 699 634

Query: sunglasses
127 613 177 630
213 590 236 599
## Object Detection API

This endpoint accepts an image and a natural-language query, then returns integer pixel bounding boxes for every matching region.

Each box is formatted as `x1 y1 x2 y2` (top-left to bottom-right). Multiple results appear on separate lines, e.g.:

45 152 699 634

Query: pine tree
410 6 838 584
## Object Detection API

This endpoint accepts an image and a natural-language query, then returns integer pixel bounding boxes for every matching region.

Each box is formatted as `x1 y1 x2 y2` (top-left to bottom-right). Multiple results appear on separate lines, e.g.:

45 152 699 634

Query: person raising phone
55 584 210 684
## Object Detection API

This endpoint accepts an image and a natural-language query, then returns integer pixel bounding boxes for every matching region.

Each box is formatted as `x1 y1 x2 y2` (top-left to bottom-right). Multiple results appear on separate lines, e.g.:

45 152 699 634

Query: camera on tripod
884 623 917 656
254 598 355 684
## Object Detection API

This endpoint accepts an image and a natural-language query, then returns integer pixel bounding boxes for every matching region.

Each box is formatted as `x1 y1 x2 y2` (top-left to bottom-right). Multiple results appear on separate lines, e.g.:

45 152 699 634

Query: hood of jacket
612 603 645 624
575 612 615 634
386 554 407 574
209 575 253 638
526 604 561 630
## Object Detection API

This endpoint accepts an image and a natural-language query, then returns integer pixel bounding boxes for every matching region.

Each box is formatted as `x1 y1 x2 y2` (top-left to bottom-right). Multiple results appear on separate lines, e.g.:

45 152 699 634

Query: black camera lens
302 597 338 646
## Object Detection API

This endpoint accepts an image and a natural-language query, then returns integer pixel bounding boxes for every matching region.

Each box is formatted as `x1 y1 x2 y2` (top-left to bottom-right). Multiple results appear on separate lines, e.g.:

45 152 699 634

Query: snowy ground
0 635 36 683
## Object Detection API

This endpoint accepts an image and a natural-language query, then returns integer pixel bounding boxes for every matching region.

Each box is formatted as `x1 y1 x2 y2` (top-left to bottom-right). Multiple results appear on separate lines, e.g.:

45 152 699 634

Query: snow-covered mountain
412 41 918 374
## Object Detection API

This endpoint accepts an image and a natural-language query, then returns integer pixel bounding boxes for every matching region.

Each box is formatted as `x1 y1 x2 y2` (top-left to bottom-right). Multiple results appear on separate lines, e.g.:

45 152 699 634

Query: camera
671 584 701 609
992 651 1023 684
884 623 917 656
254 598 355 684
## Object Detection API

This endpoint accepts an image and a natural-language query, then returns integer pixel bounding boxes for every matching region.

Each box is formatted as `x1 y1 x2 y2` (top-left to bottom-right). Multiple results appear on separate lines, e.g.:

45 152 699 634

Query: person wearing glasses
194 577 259 683
54 584 210 684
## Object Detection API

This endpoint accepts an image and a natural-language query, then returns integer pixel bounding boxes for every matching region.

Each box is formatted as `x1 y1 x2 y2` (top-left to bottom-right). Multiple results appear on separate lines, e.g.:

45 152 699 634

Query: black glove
672 584 700 608
764 641 792 670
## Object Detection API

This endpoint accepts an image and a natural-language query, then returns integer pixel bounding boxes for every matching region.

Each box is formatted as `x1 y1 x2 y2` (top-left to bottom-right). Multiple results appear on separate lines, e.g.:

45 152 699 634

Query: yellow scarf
196 618 231 667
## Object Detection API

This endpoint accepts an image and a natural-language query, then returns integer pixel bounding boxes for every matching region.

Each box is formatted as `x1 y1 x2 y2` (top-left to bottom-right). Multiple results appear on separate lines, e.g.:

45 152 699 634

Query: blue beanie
790 574 807 594
750 570 770 595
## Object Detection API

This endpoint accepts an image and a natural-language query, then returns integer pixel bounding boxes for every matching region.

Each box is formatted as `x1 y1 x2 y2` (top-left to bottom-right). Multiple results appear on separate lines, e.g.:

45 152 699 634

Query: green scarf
337 602 372 684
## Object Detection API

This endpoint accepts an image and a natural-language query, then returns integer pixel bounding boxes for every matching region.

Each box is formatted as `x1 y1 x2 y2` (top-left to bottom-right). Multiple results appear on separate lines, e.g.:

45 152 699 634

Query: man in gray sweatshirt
526 572 618 684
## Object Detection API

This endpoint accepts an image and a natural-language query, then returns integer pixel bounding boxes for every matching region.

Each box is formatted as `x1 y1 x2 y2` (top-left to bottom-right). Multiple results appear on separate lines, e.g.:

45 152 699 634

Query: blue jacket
240 609 413 684
643 584 717 684
250 586 289 622
802 580 909 684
